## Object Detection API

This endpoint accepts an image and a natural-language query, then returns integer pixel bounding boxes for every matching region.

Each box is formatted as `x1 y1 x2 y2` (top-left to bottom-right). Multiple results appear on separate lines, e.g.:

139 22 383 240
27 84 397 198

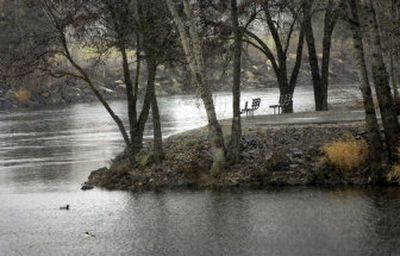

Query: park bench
269 93 292 114
241 98 261 117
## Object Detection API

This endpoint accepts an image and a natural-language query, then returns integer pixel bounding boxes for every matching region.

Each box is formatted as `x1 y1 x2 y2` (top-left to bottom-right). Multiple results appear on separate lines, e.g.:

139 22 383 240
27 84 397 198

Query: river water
1 87 400 255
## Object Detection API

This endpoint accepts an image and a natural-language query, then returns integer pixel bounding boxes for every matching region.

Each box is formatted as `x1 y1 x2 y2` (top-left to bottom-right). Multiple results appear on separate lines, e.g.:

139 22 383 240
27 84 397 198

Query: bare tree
374 0 400 103
243 0 304 113
361 0 400 158
166 0 227 175
39 0 136 163
136 0 183 163
94 0 151 154
230 0 242 163
302 0 345 111
347 0 383 168
100 0 165 162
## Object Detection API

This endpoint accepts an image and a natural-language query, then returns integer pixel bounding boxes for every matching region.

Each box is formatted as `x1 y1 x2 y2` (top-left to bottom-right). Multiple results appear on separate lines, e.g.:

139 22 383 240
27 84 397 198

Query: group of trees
1 0 177 165
1 0 400 177
347 0 400 176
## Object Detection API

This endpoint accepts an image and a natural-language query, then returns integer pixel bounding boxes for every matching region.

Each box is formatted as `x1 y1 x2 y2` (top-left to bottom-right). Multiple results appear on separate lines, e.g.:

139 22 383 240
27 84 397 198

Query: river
1 87 400 255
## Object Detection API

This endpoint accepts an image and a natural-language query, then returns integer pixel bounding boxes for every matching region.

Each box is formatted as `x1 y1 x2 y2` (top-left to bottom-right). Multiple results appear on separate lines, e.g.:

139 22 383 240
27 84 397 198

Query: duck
59 204 70 210
84 231 95 238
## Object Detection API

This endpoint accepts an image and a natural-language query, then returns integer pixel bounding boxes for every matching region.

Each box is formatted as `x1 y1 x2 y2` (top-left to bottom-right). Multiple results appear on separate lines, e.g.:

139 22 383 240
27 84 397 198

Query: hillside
0 54 358 110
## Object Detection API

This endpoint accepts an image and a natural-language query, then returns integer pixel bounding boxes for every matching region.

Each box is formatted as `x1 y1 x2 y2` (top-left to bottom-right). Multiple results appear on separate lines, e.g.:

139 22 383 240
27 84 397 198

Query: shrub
322 136 368 172
14 88 31 104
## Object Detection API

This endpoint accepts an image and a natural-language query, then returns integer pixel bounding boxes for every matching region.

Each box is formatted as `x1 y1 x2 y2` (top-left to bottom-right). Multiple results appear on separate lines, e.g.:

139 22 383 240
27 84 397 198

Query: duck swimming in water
84 231 95 238
59 204 69 210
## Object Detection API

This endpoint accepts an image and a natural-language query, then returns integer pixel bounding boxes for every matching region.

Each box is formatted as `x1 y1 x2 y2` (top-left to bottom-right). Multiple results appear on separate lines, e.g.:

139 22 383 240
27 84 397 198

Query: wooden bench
269 93 292 114
241 98 261 117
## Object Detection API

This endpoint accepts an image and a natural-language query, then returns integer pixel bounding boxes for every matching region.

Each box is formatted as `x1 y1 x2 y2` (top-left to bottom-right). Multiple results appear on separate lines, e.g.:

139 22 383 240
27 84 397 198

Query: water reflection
207 193 251 255
365 188 400 255
0 186 400 255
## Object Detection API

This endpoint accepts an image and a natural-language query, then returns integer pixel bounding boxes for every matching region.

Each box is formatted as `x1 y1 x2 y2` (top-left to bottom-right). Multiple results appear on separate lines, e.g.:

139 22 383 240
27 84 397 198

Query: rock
240 152 251 159
293 150 303 157
264 151 273 161
81 183 94 191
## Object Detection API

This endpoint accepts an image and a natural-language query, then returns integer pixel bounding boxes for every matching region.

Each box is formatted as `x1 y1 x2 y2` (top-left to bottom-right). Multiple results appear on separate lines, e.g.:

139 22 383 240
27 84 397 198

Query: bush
14 88 31 104
322 136 368 172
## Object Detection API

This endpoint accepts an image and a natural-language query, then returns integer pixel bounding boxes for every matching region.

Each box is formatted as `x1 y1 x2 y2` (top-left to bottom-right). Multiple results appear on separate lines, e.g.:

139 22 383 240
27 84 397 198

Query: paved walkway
221 110 367 126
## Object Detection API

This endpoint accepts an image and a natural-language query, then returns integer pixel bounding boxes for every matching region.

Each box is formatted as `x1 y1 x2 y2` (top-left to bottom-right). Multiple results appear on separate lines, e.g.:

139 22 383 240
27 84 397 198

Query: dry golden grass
14 88 31 104
322 136 368 172
387 146 400 183
387 165 400 183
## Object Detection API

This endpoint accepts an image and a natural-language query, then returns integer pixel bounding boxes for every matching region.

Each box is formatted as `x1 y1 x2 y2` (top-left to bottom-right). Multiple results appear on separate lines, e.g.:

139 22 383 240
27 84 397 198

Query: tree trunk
288 28 305 113
363 0 400 158
129 44 142 153
348 0 383 165
134 39 141 109
277 72 293 113
148 61 164 164
131 61 154 152
151 93 163 164
303 0 342 111
303 0 325 111
106 3 146 155
390 53 399 102
263 2 296 114
320 1 337 112
166 0 227 175
120 44 138 144
230 0 242 163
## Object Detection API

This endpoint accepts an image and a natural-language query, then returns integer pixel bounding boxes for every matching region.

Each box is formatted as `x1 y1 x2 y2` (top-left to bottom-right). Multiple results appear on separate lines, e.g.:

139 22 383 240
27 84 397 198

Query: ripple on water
4 89 400 255
1 188 400 255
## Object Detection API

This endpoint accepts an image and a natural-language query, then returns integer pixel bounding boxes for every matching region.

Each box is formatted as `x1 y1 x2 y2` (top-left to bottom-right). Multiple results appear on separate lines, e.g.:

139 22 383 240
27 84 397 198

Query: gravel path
221 110 367 126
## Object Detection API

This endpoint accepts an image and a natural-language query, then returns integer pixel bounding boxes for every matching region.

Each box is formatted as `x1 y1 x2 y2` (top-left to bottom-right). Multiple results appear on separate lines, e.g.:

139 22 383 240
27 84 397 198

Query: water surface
3 88 400 255
1 188 400 255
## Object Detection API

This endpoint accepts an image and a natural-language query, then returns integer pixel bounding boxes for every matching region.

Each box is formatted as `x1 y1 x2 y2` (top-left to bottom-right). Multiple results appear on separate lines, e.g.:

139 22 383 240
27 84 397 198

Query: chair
241 98 261 117
269 93 292 114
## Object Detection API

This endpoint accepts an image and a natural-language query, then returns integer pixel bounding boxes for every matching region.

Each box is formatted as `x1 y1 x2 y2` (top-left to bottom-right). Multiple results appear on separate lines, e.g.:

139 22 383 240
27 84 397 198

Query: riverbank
85 120 399 192
1 55 359 110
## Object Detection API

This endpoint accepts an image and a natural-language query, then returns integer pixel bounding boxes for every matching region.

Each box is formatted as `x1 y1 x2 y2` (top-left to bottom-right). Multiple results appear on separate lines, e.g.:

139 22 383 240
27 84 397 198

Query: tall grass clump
387 165 400 183
14 88 31 104
322 136 368 172
387 147 400 183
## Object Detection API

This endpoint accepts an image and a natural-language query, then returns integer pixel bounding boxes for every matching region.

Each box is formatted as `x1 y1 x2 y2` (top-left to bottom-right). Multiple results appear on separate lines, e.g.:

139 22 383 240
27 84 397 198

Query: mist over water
3 87 400 256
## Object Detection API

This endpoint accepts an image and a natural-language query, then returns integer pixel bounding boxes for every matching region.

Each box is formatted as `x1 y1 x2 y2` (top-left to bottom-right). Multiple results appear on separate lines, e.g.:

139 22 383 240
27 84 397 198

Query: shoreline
84 119 398 192
1 85 362 111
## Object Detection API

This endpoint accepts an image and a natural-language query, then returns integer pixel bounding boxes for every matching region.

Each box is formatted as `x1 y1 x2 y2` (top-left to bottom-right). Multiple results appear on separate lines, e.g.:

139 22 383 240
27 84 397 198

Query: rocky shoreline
84 122 398 192
0 79 128 110
1 56 358 110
